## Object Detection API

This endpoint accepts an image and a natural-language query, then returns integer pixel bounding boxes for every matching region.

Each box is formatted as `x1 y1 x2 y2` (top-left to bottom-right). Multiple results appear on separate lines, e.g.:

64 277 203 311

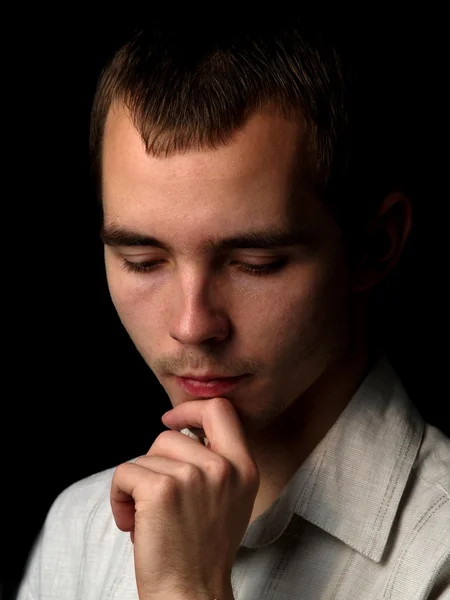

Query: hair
90 14 412 251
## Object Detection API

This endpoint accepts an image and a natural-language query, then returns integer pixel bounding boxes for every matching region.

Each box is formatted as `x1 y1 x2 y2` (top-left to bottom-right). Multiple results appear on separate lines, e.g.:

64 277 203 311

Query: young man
17 18 449 600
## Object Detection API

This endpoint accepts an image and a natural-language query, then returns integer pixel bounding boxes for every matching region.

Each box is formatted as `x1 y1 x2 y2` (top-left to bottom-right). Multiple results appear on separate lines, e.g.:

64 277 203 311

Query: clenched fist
110 397 260 600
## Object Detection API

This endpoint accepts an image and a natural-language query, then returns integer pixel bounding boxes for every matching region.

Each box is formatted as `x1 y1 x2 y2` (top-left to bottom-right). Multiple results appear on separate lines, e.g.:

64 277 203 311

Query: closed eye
120 258 287 277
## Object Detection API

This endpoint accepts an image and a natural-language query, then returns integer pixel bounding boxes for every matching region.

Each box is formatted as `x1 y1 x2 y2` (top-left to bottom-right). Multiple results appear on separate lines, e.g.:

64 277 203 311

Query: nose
168 269 230 345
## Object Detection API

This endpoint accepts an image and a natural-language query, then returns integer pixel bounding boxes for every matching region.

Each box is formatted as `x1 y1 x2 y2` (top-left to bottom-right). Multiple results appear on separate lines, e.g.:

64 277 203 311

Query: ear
351 191 413 293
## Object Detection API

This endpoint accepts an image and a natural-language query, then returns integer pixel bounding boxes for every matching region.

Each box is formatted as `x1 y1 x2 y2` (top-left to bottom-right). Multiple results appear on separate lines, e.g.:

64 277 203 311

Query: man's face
102 104 352 434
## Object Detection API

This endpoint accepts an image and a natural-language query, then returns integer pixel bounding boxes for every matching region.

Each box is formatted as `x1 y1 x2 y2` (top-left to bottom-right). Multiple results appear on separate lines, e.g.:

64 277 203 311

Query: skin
102 101 411 598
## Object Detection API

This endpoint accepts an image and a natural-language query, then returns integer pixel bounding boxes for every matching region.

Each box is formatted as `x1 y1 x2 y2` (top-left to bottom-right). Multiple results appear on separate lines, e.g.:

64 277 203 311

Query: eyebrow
100 224 310 252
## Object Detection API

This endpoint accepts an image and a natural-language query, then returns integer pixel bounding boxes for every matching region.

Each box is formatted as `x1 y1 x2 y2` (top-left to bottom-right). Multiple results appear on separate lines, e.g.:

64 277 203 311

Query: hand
110 397 260 600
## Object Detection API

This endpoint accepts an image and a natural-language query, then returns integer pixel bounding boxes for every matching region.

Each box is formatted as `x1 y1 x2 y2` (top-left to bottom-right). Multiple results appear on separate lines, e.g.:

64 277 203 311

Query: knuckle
157 429 178 442
147 430 177 455
113 462 130 479
180 462 201 484
207 456 232 480
155 473 177 497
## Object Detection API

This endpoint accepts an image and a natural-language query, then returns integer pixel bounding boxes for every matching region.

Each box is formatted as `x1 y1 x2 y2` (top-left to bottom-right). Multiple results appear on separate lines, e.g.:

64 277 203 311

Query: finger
143 437 231 488
110 462 160 532
110 455 205 532
147 430 215 466
161 397 258 482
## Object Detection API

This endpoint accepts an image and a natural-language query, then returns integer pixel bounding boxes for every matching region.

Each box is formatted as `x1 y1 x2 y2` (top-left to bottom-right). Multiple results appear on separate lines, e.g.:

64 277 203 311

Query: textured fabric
17 355 450 599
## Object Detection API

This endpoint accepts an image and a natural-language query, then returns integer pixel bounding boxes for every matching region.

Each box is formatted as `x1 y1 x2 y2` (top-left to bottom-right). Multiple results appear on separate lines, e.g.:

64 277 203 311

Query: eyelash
121 259 286 277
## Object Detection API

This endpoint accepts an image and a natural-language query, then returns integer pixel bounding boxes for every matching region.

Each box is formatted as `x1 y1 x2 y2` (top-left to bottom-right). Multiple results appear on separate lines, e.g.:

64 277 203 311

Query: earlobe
351 191 413 293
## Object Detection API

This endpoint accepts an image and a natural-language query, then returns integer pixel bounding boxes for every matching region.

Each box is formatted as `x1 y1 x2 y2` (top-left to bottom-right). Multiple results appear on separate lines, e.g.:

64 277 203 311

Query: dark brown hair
90 16 409 245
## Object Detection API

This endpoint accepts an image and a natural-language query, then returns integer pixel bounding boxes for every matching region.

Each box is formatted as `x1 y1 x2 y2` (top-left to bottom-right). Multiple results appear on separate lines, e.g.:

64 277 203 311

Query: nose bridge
169 264 228 344
179 267 218 313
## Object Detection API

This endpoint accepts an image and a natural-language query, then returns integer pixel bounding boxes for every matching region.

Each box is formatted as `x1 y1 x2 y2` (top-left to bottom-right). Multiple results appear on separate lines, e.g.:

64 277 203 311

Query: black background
4 11 449 599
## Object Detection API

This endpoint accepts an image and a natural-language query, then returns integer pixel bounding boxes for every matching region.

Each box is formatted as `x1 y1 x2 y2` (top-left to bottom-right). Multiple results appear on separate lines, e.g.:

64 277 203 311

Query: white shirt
17 355 450 599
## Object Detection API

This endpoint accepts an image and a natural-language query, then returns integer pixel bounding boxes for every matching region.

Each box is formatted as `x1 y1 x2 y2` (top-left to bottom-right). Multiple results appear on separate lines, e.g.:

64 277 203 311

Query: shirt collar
241 353 424 562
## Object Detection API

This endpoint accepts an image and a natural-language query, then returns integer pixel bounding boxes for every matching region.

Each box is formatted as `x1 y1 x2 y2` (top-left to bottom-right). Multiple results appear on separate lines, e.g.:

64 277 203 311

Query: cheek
105 264 167 331
253 261 351 357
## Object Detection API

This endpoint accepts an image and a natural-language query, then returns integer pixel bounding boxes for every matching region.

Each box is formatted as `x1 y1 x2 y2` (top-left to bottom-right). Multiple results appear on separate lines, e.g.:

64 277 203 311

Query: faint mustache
153 354 261 376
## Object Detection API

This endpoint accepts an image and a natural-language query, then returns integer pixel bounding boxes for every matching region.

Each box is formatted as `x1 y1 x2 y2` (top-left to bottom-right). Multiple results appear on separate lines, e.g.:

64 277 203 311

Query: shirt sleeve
15 531 43 600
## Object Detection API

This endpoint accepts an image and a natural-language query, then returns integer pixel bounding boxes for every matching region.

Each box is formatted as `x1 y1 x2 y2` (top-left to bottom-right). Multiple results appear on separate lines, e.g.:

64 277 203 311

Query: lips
175 375 248 398
176 373 240 381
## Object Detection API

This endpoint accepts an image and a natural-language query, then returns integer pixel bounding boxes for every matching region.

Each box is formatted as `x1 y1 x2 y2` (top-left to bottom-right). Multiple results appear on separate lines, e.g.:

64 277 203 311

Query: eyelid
118 250 286 262
120 257 288 277
231 254 285 262
117 249 163 258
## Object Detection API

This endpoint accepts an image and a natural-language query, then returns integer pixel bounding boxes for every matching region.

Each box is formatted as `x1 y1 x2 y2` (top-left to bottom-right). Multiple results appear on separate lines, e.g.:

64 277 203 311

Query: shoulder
410 422 450 559
414 421 450 495
17 460 138 600
390 422 450 598
43 457 141 544
47 463 118 527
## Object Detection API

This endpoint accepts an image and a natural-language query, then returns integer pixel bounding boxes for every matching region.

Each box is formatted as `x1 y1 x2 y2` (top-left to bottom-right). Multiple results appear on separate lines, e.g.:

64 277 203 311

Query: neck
248 331 379 524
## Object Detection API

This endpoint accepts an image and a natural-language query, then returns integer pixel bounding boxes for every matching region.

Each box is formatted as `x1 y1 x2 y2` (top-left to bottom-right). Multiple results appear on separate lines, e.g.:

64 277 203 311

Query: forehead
101 103 318 237
103 101 305 168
